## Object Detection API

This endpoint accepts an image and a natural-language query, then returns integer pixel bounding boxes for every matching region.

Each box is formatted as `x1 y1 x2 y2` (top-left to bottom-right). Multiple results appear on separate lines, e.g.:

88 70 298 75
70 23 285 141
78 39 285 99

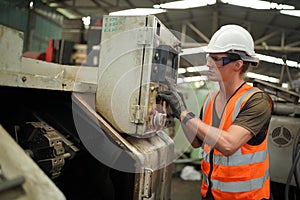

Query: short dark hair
242 62 250 74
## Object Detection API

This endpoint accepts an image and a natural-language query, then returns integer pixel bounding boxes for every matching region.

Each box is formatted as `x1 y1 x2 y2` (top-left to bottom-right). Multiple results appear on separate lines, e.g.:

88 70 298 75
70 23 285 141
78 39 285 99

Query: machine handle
142 167 153 198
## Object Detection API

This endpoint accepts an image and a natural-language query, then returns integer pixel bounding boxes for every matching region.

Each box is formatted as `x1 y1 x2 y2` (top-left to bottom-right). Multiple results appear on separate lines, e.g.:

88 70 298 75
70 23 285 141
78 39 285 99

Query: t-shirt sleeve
233 92 272 136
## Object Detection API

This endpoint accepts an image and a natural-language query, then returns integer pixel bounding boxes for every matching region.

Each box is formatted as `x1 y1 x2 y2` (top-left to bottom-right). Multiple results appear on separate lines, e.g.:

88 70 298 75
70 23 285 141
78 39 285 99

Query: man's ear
234 60 243 71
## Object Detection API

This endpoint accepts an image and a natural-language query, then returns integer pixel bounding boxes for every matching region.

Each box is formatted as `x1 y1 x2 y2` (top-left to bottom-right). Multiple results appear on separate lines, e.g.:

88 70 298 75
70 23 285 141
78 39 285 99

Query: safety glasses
207 54 241 67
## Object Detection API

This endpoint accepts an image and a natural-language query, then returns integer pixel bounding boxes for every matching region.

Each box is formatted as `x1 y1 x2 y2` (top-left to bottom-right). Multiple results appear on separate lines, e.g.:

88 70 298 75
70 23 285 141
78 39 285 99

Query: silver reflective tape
203 169 269 193
213 150 268 166
202 92 215 120
232 88 260 121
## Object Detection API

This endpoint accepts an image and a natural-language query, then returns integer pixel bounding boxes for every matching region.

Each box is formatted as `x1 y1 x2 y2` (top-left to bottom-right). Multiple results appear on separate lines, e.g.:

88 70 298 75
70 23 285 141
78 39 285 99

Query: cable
285 149 300 200
285 128 300 200
292 129 300 190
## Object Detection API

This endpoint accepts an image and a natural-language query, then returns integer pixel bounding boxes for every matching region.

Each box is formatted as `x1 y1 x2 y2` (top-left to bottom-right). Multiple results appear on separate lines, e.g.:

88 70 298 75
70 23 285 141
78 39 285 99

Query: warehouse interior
0 0 300 200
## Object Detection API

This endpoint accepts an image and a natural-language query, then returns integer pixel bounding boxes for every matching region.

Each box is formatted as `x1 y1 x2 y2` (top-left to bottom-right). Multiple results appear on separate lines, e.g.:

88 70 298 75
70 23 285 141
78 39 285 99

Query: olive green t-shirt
232 92 272 145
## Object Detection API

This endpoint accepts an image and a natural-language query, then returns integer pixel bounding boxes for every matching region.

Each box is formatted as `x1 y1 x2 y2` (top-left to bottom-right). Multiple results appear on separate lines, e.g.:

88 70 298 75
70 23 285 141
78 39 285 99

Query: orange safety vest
200 83 270 200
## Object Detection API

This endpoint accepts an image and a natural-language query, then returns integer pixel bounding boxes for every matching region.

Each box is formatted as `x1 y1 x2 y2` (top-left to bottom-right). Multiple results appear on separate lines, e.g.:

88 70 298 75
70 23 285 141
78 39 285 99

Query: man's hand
158 81 187 119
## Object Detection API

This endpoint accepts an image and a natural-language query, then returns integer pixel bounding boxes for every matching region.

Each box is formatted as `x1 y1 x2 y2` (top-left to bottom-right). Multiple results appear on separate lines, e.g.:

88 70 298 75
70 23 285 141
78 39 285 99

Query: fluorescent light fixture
246 72 279 83
221 0 294 10
178 68 187 74
281 83 289 88
180 47 207 55
256 53 300 68
187 65 208 72
109 8 166 16
154 0 216 9
177 75 208 83
280 10 300 17
49 2 59 7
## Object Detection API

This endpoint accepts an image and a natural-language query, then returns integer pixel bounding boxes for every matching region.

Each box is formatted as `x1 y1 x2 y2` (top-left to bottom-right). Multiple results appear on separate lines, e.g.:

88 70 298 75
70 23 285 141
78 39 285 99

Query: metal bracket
131 105 145 124
142 168 153 198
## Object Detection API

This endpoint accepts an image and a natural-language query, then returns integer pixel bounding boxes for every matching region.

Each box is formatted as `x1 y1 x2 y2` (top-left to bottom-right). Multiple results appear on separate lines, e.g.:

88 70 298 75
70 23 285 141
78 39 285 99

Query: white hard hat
206 24 259 65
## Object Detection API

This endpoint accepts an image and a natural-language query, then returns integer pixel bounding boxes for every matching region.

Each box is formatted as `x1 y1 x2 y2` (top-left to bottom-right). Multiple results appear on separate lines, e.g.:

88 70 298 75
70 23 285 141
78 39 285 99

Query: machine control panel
96 15 181 137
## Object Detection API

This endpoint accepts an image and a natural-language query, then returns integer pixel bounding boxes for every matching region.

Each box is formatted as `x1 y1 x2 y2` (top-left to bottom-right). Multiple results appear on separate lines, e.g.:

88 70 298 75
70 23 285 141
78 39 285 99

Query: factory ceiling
20 1 300 84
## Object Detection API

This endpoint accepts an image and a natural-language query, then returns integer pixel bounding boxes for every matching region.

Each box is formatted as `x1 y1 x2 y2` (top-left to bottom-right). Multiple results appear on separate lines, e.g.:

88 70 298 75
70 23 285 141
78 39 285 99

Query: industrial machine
96 15 180 137
254 77 300 200
0 15 181 200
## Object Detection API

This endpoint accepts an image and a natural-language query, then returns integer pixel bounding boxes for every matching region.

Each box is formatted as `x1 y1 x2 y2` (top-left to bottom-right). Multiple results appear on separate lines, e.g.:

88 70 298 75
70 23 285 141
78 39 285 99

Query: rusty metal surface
73 93 174 200
126 131 174 200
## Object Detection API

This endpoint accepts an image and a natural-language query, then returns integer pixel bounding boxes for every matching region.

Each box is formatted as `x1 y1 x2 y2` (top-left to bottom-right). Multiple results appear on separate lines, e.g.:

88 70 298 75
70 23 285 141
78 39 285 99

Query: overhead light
49 2 59 7
177 75 208 83
246 72 279 83
187 65 208 72
221 0 294 10
281 83 289 88
180 47 206 55
109 8 166 16
154 0 216 9
256 53 300 68
178 68 187 74
280 10 300 17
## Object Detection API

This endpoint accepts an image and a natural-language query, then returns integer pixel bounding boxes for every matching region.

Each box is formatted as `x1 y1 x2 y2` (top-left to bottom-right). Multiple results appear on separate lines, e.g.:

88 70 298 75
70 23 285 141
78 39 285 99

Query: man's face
206 53 238 82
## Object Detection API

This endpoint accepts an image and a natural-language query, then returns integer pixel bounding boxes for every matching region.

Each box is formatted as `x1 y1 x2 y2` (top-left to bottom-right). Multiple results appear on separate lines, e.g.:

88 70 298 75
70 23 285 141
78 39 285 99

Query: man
159 25 272 200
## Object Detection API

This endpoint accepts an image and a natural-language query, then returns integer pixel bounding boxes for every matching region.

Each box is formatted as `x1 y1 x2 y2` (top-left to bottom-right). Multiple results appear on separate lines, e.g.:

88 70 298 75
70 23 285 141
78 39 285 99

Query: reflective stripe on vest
202 169 269 193
203 149 268 166
232 87 260 121
202 92 215 119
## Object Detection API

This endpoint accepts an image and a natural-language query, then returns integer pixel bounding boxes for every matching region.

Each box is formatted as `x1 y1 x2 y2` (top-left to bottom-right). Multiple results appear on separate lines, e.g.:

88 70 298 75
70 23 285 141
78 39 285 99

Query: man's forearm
180 111 202 148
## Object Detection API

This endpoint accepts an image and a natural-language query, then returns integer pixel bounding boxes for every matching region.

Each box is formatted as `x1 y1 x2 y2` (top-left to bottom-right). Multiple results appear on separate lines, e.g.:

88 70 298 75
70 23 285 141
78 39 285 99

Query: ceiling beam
98 0 115 7
124 0 134 7
254 31 280 45
186 22 210 43
255 45 300 52
91 0 109 13
286 40 300 47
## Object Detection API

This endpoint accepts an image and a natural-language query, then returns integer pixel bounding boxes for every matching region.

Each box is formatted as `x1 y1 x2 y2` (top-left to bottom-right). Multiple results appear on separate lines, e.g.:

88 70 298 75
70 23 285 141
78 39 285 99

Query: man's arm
180 93 272 156
180 113 253 156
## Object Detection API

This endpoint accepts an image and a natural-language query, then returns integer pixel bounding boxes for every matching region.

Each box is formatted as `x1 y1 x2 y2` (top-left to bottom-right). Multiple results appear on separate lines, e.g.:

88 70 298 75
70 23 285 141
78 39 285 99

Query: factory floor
170 164 202 200
171 175 202 200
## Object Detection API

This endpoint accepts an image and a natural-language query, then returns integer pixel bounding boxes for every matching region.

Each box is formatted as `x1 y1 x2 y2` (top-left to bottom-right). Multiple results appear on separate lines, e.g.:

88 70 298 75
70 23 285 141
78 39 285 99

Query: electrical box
95 15 181 137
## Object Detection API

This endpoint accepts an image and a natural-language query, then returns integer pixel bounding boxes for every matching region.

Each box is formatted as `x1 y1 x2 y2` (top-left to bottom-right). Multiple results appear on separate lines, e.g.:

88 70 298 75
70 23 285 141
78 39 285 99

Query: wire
285 149 300 200
292 129 300 190
285 128 300 200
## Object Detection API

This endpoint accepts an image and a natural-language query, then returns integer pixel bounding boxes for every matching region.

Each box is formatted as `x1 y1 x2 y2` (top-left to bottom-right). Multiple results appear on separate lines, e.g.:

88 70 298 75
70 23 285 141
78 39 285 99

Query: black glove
158 80 187 119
